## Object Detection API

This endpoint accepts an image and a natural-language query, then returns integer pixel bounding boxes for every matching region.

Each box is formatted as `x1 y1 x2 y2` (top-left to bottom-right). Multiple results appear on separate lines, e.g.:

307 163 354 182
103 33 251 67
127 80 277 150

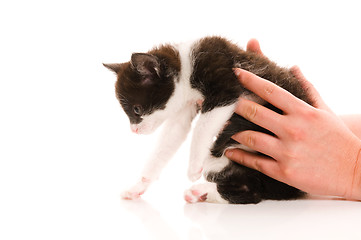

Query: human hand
226 48 361 200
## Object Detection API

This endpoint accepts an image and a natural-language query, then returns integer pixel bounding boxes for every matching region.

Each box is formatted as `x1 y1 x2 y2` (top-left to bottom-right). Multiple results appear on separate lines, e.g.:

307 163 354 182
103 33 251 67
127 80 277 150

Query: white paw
121 178 151 200
184 189 208 203
184 182 229 204
187 166 203 182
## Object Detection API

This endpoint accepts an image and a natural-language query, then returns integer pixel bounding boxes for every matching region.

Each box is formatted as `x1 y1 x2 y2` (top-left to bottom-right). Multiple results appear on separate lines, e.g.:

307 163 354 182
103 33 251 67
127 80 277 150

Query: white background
1 0 361 239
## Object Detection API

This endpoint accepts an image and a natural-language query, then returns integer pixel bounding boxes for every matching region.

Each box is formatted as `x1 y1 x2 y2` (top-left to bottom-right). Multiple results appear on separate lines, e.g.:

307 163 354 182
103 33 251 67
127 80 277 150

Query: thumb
291 66 330 111
246 39 264 56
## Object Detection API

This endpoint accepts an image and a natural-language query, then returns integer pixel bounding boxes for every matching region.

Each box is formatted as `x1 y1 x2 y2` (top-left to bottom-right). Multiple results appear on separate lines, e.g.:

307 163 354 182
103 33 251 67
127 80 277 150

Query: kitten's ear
103 63 123 74
131 53 160 80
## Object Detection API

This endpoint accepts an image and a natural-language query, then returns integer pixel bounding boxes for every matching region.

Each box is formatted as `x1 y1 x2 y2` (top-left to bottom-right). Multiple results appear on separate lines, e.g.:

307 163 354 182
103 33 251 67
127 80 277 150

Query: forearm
341 114 361 139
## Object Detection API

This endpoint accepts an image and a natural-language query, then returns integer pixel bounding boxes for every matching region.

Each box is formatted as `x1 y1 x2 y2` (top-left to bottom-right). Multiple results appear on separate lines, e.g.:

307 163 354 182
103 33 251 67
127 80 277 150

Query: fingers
246 39 263 55
226 148 281 179
235 98 284 134
234 68 308 114
231 130 281 159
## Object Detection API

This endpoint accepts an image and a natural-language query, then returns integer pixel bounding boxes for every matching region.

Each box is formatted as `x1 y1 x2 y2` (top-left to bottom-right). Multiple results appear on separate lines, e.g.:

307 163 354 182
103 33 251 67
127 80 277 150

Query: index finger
234 68 307 114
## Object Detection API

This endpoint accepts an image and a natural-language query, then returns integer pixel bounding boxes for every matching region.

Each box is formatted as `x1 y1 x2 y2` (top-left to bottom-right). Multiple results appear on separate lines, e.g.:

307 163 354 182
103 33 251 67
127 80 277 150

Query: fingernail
225 150 233 158
233 68 241 77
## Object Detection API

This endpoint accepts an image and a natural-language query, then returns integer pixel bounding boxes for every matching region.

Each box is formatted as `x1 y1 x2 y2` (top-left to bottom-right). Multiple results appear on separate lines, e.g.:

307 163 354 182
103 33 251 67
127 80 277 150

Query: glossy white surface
1 1 361 239
122 197 361 240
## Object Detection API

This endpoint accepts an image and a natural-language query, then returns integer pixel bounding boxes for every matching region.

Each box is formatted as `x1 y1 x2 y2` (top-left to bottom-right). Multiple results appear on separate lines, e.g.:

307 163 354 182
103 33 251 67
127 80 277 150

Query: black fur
191 37 310 203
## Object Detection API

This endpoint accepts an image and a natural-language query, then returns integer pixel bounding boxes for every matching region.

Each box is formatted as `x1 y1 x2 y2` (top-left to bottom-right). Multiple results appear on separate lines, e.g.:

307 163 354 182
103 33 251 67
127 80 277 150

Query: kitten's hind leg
184 182 229 204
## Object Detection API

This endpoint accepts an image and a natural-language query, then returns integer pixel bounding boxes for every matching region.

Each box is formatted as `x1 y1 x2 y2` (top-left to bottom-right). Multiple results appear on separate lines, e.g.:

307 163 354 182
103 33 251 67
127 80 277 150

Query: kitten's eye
133 105 143 116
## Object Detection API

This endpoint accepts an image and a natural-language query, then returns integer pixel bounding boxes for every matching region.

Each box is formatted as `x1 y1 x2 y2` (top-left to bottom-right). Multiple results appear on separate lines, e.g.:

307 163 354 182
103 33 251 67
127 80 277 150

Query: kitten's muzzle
130 125 139 134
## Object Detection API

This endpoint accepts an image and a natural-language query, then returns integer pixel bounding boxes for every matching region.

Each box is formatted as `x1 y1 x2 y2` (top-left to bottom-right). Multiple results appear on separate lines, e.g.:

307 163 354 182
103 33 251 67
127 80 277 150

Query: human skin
246 39 361 139
340 115 361 139
225 40 361 200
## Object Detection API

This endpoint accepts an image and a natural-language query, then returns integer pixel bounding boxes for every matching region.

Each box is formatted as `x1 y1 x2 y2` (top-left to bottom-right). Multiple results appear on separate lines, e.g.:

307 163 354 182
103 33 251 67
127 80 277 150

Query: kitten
104 36 311 204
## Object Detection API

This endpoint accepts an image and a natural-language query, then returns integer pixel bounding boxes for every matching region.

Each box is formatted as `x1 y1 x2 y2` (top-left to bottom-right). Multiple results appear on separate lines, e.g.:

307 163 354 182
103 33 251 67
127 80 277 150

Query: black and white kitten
104 36 311 204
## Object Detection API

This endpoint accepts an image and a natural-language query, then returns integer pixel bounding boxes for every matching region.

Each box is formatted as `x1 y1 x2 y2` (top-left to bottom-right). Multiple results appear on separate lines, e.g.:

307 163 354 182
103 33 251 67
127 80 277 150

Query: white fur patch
203 155 230 176
134 110 168 134
188 104 236 181
175 40 203 103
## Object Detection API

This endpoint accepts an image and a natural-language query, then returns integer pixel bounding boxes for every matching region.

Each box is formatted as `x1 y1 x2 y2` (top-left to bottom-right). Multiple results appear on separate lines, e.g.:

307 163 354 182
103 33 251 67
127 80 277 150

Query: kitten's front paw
187 167 203 182
121 178 151 200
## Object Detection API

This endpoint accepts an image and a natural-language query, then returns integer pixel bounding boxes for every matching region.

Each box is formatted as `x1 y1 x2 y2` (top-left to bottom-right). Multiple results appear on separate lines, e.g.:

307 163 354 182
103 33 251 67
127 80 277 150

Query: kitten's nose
130 125 139 134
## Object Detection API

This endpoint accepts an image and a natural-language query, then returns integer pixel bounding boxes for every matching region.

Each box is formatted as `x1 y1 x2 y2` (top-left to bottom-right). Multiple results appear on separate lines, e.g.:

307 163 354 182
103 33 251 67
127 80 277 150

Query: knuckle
282 148 298 162
254 159 263 172
244 103 258 121
264 84 274 95
300 107 319 120
282 166 296 179
241 132 256 147
284 125 305 141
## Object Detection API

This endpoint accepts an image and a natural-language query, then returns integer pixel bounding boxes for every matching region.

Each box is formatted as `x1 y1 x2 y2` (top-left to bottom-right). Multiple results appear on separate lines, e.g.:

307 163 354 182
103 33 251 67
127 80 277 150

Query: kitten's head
104 53 177 134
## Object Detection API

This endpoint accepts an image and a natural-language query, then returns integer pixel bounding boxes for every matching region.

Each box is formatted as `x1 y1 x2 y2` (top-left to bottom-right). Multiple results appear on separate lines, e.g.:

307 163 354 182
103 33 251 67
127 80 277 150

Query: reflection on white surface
121 196 361 240
121 199 181 240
